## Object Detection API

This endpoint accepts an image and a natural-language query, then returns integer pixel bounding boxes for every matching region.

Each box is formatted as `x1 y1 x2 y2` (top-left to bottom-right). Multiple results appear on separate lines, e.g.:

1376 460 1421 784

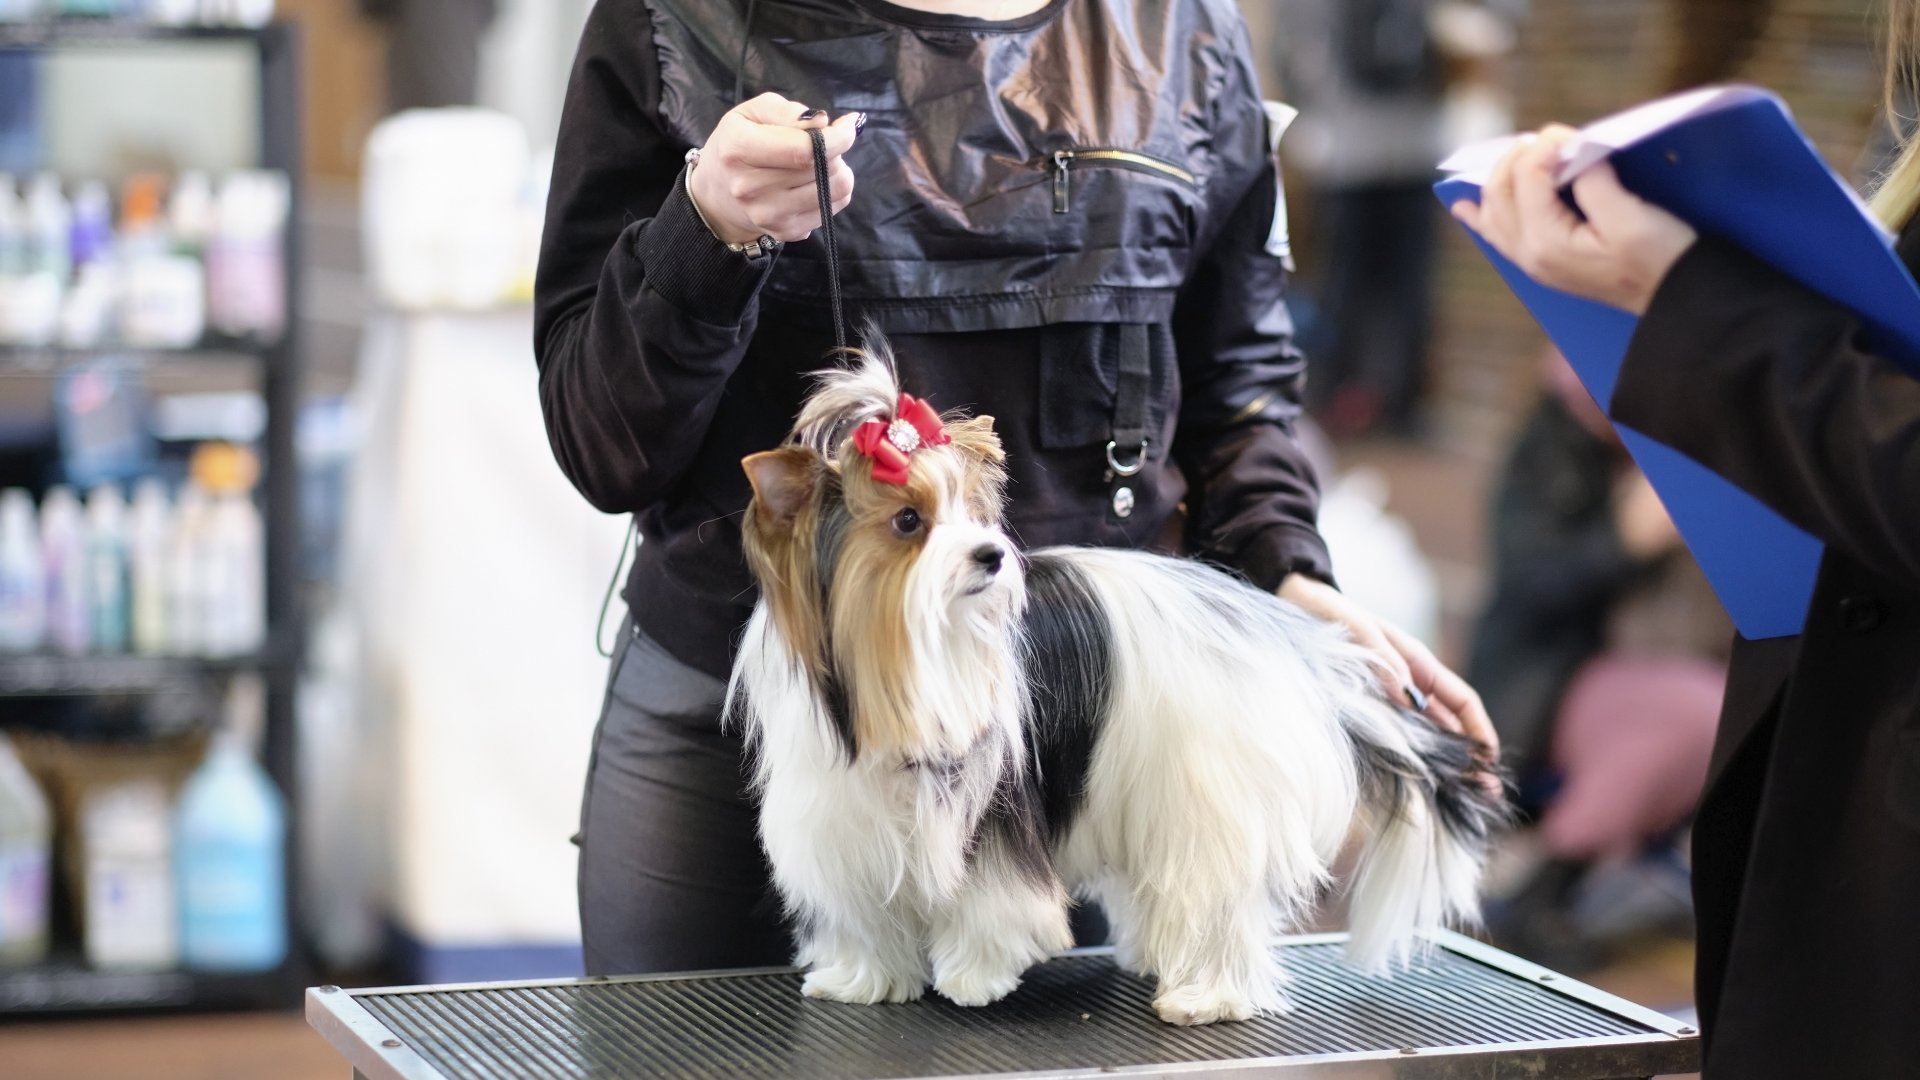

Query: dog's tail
1337 694 1507 973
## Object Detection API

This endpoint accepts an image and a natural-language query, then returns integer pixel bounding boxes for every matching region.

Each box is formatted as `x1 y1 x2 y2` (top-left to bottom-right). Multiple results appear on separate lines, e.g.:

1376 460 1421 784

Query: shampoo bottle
129 478 171 656
166 482 209 657
40 485 89 656
85 485 129 653
0 489 44 651
82 779 178 970
175 675 285 972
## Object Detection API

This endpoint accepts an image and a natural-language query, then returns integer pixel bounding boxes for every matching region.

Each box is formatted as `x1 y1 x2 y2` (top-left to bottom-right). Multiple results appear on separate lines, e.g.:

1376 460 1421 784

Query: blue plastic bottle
173 704 286 972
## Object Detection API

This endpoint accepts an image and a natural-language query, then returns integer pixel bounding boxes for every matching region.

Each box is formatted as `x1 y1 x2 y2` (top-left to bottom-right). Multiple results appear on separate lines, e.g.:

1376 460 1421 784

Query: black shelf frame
0 955 287 1014
0 22 307 1017
0 650 284 698
0 335 282 368
0 20 281 49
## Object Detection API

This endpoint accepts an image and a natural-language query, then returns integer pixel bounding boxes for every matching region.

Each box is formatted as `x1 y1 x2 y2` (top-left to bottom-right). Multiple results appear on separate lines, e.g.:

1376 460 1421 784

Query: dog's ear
743 447 823 527
944 415 1005 465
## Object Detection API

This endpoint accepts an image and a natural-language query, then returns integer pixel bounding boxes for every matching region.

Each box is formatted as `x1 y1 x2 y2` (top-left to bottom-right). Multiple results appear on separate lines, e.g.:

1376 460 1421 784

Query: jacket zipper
1051 149 1196 214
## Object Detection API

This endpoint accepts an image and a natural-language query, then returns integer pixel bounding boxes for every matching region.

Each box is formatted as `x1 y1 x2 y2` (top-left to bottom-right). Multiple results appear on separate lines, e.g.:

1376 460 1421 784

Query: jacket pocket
1047 148 1197 214
1036 323 1179 451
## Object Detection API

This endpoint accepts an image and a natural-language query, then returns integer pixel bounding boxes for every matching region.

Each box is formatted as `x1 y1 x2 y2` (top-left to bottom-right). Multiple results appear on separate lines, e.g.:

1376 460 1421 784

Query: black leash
809 126 849 353
594 118 848 658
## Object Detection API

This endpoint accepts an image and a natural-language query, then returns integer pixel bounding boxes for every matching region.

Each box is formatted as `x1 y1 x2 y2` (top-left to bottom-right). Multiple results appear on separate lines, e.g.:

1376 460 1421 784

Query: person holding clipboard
1452 14 1920 1080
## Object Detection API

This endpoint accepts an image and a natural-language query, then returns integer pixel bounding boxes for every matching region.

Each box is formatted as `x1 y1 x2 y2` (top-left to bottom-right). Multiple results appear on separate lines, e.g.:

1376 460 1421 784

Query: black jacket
535 0 1330 678
1612 232 1920 1078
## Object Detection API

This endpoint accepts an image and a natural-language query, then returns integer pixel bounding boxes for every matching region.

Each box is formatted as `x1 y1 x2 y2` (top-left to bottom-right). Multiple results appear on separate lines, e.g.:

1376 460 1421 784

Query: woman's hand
1451 125 1698 316
687 92 861 247
1614 471 1683 560
1279 574 1501 772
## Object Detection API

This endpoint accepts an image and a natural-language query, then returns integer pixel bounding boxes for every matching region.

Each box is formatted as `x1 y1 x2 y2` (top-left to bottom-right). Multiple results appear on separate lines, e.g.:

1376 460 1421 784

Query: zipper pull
1052 150 1073 214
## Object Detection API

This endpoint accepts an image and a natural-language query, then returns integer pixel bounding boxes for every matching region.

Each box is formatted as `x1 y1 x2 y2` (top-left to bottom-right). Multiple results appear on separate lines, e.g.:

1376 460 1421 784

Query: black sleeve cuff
1611 236 1785 443
631 168 777 327
1234 521 1337 593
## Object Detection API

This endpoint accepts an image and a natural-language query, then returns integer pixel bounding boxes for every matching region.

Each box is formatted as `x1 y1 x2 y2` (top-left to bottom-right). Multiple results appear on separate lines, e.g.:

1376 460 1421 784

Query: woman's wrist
684 153 779 251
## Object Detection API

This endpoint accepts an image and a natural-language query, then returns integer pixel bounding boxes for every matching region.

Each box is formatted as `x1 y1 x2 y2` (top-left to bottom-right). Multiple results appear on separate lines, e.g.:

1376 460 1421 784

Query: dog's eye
891 507 924 537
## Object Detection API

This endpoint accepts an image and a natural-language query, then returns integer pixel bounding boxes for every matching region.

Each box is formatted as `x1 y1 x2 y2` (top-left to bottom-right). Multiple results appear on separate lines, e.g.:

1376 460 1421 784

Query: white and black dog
729 347 1505 1026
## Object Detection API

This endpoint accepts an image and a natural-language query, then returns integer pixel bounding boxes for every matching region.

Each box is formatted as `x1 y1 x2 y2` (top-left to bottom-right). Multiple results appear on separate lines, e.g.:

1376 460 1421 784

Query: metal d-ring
1106 438 1148 477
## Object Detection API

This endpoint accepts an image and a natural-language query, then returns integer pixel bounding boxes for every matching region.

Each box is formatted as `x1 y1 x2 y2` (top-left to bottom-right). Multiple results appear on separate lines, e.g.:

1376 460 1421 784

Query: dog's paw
1152 985 1256 1026
934 965 1023 1007
801 963 924 1005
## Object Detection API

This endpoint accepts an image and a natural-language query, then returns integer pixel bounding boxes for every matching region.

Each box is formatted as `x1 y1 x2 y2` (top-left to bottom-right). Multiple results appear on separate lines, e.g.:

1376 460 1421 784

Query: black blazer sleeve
533 0 777 515
1610 235 1920 588
1170 24 1332 591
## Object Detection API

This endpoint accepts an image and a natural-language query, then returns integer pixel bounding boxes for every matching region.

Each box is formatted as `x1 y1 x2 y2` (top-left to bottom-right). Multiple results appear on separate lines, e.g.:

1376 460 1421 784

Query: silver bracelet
684 147 781 260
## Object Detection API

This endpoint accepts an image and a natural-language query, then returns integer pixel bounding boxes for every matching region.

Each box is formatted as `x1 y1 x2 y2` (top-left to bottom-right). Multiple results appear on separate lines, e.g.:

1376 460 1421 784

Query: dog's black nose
972 545 1005 573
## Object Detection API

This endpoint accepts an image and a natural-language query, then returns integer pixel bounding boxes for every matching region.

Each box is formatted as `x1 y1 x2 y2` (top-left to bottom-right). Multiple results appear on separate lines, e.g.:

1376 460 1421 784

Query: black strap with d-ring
1107 323 1151 521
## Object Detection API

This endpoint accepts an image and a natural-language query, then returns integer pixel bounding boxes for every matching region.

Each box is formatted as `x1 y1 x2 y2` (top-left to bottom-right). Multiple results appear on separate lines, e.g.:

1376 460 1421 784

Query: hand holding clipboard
1436 86 1920 640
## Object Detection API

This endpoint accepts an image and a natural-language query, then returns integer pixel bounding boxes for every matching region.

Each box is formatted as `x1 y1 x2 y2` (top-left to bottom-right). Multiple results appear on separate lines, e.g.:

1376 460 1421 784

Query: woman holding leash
536 0 1496 977
1454 10 1920 1072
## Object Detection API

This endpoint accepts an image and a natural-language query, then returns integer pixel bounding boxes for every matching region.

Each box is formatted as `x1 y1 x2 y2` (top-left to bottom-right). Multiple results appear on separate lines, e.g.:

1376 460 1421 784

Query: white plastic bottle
0 732 51 967
232 0 274 29
195 445 264 658
169 172 215 260
0 175 23 277
40 486 89 656
147 0 197 27
121 251 206 349
0 489 44 652
85 485 129 653
166 483 210 658
68 180 114 273
129 479 172 656
2 176 60 348
82 779 178 971
24 175 71 285
206 172 288 342
175 675 285 972
117 174 203 350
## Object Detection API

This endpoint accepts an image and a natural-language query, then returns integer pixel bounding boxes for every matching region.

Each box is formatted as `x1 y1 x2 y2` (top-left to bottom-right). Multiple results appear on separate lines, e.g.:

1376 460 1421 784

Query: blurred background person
1270 0 1517 438
1468 349 1729 971
359 0 499 111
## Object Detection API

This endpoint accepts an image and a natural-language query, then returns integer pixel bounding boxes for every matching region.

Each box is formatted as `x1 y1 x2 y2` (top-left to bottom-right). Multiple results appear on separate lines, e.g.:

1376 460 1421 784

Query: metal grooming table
308 932 1699 1079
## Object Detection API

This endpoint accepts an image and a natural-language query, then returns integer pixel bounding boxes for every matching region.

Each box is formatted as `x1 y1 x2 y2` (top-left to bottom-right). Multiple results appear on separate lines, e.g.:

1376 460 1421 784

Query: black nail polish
854 111 868 132
1404 685 1429 713
798 107 817 122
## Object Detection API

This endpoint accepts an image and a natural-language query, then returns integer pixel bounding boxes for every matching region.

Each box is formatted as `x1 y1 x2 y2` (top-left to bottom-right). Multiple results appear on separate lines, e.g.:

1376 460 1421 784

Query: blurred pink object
1542 653 1724 860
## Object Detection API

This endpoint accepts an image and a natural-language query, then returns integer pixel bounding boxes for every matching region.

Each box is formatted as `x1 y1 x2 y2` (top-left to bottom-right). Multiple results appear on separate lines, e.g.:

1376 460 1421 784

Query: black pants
577 623 1108 975
576 625 791 975
1305 181 1438 427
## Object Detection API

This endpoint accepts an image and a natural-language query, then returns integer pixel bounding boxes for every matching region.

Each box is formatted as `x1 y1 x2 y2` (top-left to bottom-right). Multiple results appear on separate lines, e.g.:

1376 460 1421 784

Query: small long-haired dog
728 345 1505 1026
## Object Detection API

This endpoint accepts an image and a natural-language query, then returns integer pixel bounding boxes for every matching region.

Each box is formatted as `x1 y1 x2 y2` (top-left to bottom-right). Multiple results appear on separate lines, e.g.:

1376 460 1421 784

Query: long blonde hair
1872 0 1920 227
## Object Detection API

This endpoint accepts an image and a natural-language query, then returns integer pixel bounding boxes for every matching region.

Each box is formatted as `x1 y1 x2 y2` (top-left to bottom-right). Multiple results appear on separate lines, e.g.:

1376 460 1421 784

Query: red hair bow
851 394 950 485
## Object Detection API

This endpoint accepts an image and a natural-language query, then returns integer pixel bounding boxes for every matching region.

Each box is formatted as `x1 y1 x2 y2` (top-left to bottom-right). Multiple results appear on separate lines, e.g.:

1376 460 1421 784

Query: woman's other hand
687 93 861 246
1615 471 1684 560
1451 126 1698 316
1279 573 1502 777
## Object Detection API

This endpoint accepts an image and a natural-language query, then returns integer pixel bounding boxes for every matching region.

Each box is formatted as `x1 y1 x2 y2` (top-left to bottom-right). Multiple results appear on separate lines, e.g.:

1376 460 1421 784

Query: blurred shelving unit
0 18 305 1016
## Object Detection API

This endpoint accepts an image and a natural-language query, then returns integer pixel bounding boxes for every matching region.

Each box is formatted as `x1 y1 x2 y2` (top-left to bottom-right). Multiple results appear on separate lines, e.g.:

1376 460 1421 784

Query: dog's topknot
791 331 905 464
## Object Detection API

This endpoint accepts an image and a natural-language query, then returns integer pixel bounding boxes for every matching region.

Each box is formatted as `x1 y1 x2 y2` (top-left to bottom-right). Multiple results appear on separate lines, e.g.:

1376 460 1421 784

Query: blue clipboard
1435 87 1920 641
